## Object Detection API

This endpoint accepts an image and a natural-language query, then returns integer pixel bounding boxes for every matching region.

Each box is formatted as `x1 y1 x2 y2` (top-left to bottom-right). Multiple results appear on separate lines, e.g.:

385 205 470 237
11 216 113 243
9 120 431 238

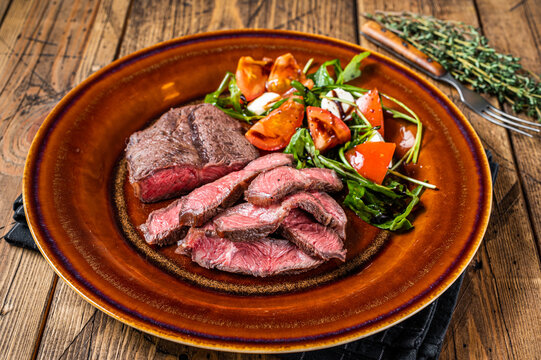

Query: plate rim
23 29 492 353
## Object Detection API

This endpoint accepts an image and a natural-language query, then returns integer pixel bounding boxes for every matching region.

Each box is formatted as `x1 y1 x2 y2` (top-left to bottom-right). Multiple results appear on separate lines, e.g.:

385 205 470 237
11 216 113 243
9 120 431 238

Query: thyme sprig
364 11 541 121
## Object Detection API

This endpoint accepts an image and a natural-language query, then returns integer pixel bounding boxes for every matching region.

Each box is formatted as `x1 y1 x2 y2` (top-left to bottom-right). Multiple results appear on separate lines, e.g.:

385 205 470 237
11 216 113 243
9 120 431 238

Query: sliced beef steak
243 152 294 172
188 105 259 174
139 199 188 246
178 225 322 277
213 191 340 241
126 104 259 202
245 166 343 205
279 209 346 261
179 153 294 227
310 191 347 239
140 153 294 246
126 106 200 202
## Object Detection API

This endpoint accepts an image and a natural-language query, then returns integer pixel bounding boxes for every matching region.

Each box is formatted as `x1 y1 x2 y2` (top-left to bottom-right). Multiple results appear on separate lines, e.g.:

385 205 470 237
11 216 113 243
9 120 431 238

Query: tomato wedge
306 106 351 152
245 99 304 151
236 56 273 101
356 89 384 136
266 53 306 94
345 142 396 184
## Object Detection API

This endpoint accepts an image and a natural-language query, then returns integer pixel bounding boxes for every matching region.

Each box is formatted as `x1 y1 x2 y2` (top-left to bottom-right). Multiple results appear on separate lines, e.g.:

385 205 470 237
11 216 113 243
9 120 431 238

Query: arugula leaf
285 128 399 198
290 80 319 107
284 128 321 168
263 98 288 115
218 108 263 122
204 72 233 104
228 75 242 112
336 52 370 84
203 72 263 122
344 180 424 231
309 59 343 87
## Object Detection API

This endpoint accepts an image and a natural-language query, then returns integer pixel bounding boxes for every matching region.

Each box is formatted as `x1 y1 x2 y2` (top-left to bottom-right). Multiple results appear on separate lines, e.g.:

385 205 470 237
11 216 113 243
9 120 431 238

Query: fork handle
361 20 446 78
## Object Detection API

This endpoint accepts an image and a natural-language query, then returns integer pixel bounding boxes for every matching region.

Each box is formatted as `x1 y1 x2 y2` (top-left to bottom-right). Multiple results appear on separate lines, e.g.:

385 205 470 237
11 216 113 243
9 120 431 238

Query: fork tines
481 104 541 137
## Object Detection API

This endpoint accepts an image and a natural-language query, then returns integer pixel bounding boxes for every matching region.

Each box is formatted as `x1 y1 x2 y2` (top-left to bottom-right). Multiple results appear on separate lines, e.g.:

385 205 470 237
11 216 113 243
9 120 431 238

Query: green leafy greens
205 51 435 231
284 128 425 231
204 72 263 122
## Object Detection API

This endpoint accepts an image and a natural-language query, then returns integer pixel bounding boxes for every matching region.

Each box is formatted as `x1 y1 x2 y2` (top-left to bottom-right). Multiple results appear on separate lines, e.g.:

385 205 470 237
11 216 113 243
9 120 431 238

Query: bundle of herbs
205 52 436 231
364 11 541 121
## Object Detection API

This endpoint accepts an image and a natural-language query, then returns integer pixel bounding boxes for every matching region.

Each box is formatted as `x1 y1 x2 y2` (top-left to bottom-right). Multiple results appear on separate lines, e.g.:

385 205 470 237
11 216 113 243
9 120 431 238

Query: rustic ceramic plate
23 30 492 353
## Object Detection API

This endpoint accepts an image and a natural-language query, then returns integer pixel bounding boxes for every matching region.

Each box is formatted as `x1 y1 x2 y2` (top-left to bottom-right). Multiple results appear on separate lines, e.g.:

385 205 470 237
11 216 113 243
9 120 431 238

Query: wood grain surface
0 0 539 359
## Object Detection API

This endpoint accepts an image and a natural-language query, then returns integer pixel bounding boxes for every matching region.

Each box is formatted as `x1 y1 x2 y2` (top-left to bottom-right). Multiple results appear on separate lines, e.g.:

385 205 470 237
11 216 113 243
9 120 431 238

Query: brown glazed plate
23 30 492 353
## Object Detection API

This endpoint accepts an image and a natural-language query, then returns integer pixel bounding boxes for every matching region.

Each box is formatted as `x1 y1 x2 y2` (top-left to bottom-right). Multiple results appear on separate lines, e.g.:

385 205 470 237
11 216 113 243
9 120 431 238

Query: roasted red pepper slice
356 89 384 136
245 99 304 151
306 106 351 152
345 142 396 184
236 56 273 101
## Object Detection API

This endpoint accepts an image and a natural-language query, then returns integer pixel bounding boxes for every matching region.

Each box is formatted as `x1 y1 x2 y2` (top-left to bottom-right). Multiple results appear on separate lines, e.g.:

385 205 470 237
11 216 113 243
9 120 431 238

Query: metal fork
361 20 541 137
433 73 540 137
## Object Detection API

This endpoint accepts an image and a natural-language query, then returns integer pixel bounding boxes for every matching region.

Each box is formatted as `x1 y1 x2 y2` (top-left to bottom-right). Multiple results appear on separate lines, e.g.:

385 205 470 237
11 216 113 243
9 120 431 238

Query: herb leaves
365 11 541 121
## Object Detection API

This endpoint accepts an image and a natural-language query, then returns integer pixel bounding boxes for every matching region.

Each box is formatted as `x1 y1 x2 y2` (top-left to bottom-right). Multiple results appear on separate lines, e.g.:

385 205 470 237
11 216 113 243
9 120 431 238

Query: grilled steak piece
244 152 294 172
178 153 294 227
245 167 343 206
140 153 294 246
213 191 340 242
139 200 189 246
126 106 200 202
279 209 346 261
178 225 322 277
126 104 259 202
187 104 260 183
310 192 347 239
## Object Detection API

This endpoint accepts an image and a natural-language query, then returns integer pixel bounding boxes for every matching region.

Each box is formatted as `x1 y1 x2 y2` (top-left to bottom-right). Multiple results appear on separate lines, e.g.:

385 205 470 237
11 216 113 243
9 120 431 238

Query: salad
205 52 436 231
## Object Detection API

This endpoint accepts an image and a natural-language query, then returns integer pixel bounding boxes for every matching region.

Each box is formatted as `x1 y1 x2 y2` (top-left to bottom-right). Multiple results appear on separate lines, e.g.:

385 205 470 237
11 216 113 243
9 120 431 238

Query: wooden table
1 0 540 359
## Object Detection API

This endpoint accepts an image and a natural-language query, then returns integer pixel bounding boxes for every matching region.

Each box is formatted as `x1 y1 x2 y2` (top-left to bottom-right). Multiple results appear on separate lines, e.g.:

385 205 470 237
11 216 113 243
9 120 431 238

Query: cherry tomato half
236 56 273 101
356 89 384 136
345 142 396 184
306 106 351 152
245 99 305 151
266 53 306 94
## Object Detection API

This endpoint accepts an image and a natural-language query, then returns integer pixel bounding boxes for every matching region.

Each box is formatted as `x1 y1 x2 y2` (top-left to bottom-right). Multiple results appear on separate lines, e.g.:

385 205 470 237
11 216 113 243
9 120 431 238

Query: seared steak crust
188 104 259 166
126 104 259 202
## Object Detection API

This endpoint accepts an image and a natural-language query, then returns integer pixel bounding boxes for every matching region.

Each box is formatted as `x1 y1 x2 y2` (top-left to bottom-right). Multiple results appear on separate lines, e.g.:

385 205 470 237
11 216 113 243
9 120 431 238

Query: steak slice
310 192 347 239
179 153 294 227
140 153 294 246
244 152 294 172
126 106 201 202
245 166 343 205
126 104 259 202
279 209 346 261
188 104 260 182
213 191 337 241
178 225 322 277
139 198 189 246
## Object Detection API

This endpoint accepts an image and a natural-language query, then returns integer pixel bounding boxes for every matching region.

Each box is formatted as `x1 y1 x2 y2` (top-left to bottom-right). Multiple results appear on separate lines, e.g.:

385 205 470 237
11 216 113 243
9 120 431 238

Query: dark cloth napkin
2 151 498 360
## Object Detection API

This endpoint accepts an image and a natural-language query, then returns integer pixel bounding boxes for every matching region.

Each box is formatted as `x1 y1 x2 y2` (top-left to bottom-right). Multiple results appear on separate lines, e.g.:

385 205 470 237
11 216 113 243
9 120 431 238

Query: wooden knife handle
361 20 446 77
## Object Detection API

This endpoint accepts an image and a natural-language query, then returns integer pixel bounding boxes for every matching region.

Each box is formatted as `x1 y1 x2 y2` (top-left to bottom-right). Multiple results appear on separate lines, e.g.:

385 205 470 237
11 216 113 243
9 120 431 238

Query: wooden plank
17 1 539 360
475 0 541 252
0 0 13 28
0 0 132 359
357 1 541 359
35 0 357 359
